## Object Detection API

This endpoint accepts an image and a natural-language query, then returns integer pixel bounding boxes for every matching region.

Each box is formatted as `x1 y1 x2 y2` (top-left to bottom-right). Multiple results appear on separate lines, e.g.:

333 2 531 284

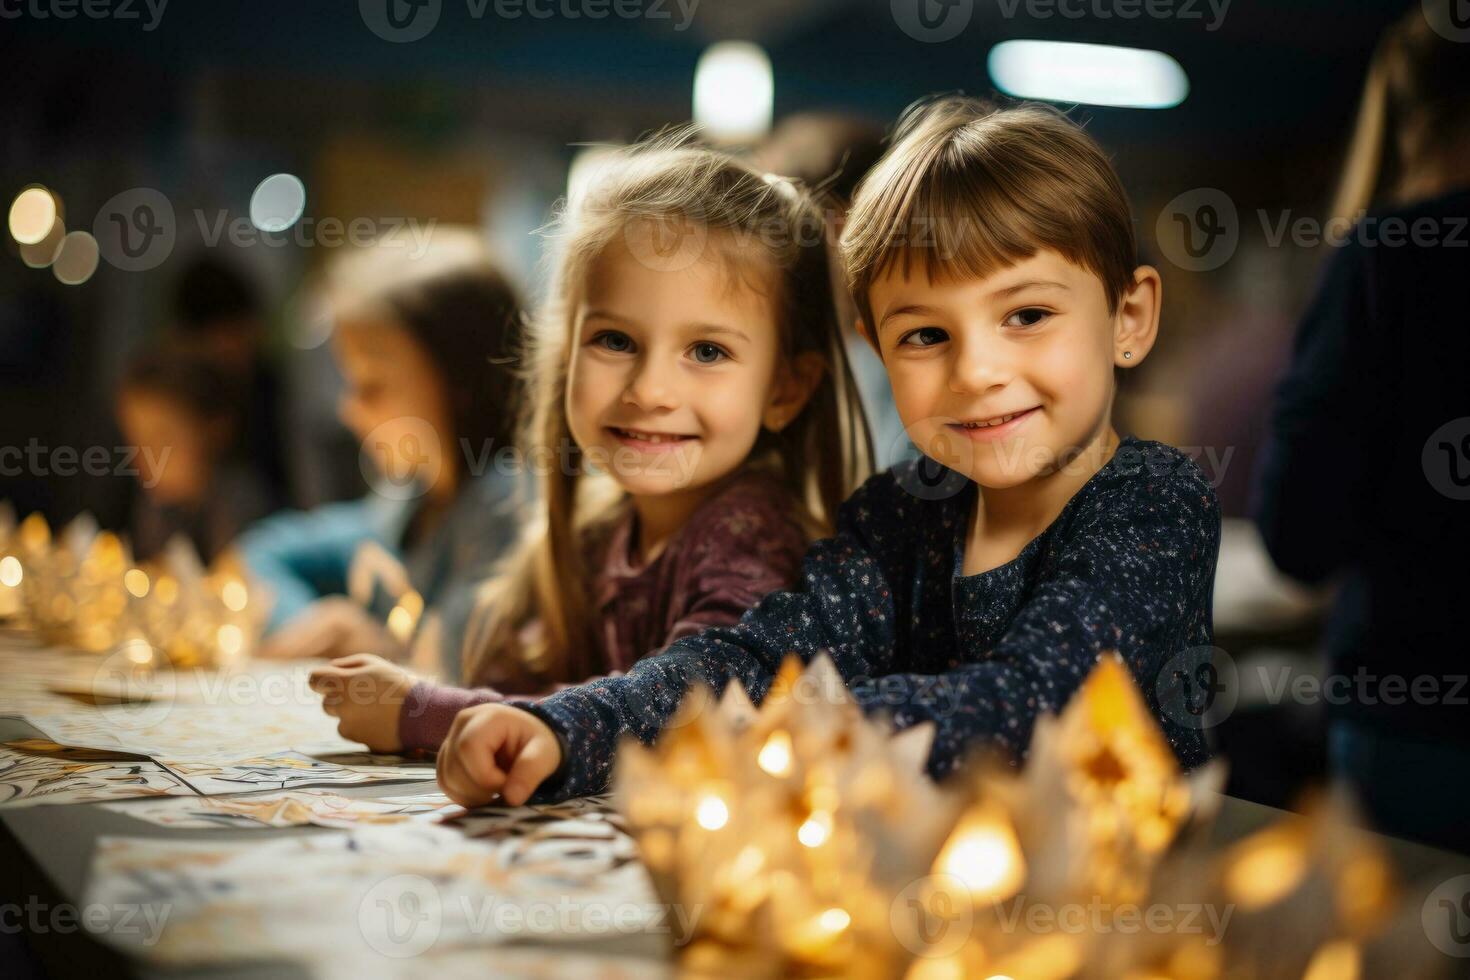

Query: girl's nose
623 356 680 411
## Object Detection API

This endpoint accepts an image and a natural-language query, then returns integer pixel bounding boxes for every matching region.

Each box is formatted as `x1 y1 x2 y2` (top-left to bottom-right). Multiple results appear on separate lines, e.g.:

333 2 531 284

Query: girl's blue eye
690 342 728 364
900 326 949 348
596 331 634 353
1005 308 1050 329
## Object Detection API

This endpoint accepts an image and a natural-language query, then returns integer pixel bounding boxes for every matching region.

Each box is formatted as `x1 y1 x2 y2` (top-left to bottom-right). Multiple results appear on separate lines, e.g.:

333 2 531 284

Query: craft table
2 638 1467 980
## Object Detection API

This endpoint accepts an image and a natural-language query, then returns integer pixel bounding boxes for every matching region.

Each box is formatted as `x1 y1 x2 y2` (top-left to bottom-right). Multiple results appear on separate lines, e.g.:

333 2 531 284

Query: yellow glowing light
123 637 154 666
216 623 244 656
757 729 793 776
220 579 248 612
0 556 22 588
386 604 415 643
52 230 100 285
1223 828 1307 909
124 568 150 598
797 811 831 848
695 794 729 830
816 907 850 934
153 575 179 606
1302 940 1359 980
20 216 65 268
19 513 50 553
935 805 1026 901
9 186 58 245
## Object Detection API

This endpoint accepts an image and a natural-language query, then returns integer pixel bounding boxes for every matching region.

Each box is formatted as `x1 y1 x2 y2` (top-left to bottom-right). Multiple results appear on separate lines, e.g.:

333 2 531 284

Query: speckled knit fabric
520 435 1222 802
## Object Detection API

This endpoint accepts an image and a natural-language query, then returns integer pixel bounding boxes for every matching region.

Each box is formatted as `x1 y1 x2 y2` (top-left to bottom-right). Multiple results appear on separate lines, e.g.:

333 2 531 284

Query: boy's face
864 249 1120 489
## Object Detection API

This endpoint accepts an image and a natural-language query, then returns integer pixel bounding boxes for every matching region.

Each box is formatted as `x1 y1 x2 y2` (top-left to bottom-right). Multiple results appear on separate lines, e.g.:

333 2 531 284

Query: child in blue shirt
434 98 1223 806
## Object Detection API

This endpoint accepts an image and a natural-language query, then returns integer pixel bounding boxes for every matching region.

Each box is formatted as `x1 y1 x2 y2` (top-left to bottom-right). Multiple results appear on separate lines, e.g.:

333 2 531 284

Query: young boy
434 98 1222 807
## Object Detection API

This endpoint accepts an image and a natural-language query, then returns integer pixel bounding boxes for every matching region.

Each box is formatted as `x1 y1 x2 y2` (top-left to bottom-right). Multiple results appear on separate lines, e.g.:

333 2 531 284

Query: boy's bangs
868 159 1048 290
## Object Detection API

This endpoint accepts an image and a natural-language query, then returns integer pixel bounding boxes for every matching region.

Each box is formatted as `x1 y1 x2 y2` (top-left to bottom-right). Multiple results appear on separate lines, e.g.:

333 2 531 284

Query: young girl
309 139 873 752
239 231 525 680
116 344 273 563
431 98 1224 809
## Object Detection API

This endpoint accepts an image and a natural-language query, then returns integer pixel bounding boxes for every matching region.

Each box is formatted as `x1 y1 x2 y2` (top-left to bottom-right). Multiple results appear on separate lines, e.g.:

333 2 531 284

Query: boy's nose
947 337 1012 394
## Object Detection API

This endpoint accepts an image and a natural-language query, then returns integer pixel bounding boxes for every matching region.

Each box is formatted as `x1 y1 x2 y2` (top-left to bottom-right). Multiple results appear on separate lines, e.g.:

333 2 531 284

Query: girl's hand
437 703 562 808
308 653 416 753
259 597 406 662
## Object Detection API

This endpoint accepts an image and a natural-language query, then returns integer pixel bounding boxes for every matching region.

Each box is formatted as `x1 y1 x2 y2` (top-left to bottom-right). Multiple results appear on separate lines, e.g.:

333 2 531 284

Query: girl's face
566 233 802 501
333 315 455 495
866 249 1129 489
116 389 212 505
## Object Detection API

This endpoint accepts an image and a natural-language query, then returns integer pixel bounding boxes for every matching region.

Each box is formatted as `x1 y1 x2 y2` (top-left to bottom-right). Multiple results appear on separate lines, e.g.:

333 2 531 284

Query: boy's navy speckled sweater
519 435 1222 801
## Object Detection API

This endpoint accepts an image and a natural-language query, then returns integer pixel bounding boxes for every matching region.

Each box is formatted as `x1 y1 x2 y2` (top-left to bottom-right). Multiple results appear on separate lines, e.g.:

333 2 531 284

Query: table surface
2 637 1467 980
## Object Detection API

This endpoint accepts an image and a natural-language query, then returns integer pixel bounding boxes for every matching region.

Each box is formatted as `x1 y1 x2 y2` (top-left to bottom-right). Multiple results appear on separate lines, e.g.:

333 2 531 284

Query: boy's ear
1114 265 1162 368
764 351 827 433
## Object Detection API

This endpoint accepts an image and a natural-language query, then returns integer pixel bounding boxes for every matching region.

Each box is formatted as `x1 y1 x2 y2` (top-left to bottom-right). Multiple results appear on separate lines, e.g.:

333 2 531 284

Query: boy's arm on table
518 476 908 801
522 465 1220 800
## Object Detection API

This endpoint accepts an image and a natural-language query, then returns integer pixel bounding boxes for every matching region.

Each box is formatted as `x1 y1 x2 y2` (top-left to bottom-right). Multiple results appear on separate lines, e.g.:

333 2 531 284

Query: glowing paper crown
0 507 266 668
615 653 1444 980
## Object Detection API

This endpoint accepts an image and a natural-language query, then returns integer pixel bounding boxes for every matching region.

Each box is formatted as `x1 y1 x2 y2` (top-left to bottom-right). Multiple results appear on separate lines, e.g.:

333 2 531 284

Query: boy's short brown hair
841 97 1139 332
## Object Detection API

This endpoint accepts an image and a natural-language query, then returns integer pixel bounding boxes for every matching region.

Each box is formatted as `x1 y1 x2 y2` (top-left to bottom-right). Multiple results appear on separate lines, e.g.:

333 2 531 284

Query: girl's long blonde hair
1331 1 1470 224
462 134 873 688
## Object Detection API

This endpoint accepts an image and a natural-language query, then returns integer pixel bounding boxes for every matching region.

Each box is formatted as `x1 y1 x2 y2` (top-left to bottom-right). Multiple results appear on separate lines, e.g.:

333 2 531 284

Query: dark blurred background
0 0 1433 814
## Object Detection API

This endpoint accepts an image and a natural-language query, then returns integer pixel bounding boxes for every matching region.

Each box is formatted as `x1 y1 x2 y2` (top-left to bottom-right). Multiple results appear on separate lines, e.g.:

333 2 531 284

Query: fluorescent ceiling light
988 40 1188 109
694 42 774 143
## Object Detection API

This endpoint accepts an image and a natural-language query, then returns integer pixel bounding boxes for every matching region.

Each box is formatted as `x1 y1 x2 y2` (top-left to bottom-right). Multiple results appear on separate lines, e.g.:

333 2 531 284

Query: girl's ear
763 351 826 433
1114 265 1162 368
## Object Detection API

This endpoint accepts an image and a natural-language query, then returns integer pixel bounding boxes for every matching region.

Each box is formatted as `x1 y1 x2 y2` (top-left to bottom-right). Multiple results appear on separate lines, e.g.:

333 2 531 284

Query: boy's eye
899 326 949 348
1004 308 1051 329
594 330 634 353
690 342 729 364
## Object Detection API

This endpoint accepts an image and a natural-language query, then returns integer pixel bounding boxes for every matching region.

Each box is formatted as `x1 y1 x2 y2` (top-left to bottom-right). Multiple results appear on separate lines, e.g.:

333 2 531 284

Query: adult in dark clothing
1252 1 1470 854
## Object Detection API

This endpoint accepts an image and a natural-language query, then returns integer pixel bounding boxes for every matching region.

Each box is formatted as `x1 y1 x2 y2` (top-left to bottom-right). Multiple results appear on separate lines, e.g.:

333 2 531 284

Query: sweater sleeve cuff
509 700 582 803
398 681 505 751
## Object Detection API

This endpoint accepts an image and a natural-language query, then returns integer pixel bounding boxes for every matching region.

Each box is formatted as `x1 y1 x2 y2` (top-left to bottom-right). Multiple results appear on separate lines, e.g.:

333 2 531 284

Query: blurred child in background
238 231 525 680
116 344 272 563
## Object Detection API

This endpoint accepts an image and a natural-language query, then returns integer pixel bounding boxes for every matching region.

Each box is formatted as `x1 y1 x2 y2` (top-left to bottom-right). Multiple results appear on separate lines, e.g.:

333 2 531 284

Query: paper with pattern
0 744 191 808
85 813 664 968
99 789 453 829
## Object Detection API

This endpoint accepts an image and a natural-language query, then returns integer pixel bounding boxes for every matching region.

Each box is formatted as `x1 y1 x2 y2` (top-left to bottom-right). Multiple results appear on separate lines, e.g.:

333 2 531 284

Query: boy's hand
437 703 562 808
259 597 406 662
308 653 416 753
